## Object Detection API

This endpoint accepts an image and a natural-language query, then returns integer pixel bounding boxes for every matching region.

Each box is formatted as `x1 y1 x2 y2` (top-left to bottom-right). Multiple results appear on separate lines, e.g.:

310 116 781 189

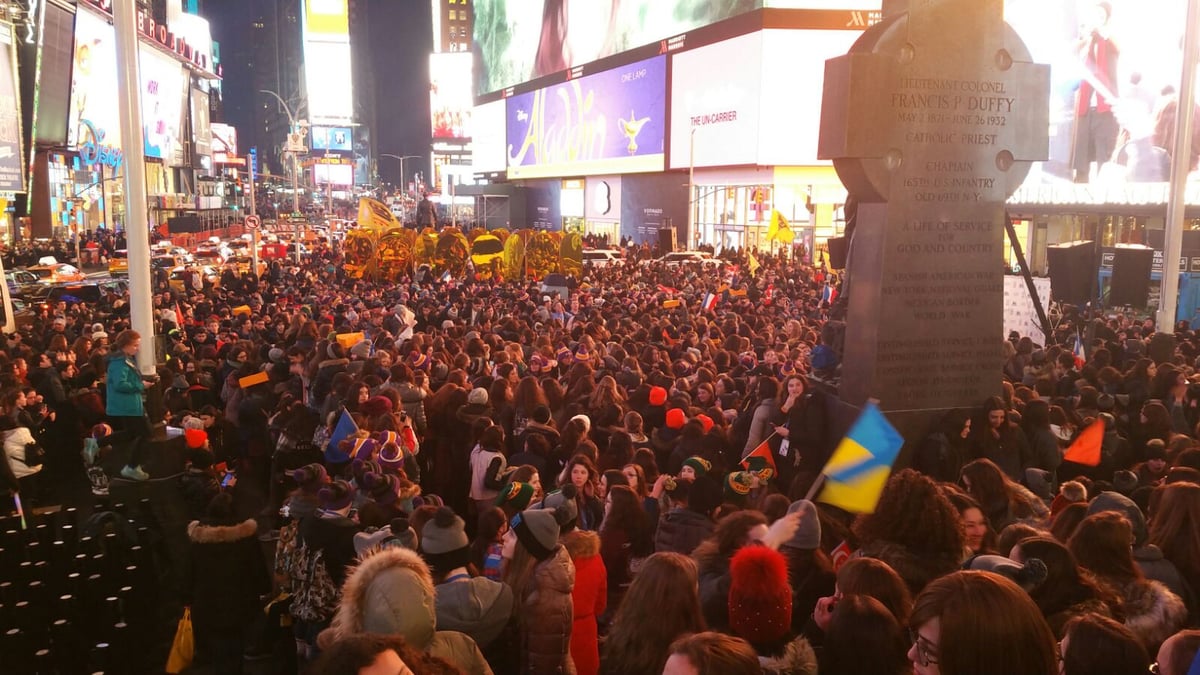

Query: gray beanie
514 508 561 561
783 499 822 550
420 507 469 555
1087 491 1148 546
268 347 286 363
539 485 579 532
963 554 1048 592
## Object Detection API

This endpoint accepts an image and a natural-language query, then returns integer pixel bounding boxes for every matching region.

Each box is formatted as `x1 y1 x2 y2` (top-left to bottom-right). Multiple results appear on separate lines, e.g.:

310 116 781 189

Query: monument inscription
819 0 1049 414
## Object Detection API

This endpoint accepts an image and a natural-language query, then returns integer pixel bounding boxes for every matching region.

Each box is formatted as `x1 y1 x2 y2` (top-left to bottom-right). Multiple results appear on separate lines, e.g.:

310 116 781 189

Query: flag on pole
1073 331 1086 367
701 292 718 313
1063 419 1103 467
326 410 359 463
174 303 185 328
821 284 834 304
748 252 761 277
440 270 452 283
741 438 778 480
818 402 904 514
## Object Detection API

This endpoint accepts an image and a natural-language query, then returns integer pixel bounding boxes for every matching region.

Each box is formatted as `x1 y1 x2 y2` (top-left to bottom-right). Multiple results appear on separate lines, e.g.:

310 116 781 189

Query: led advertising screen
669 32 762 170
506 55 667 179
68 9 122 154
473 0 762 96
312 126 353 152
139 44 187 164
431 53 473 140
0 22 23 193
211 123 238 163
1004 0 1198 204
303 0 353 123
471 99 507 173
315 162 354 186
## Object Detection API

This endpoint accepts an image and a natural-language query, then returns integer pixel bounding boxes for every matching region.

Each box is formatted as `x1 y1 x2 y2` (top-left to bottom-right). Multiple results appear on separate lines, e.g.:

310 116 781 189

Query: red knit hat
728 545 793 646
649 386 668 406
665 407 687 430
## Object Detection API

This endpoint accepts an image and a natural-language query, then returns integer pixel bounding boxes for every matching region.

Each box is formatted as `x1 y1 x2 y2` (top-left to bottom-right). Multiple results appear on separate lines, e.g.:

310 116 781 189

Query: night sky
207 0 433 185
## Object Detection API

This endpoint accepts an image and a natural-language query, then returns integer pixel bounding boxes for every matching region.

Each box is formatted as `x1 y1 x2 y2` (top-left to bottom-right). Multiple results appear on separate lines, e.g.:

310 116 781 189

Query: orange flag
741 438 778 479
1063 420 1103 466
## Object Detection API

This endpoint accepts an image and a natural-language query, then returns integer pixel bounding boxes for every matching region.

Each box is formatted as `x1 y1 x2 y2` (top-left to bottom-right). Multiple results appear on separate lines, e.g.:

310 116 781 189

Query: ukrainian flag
818 402 903 514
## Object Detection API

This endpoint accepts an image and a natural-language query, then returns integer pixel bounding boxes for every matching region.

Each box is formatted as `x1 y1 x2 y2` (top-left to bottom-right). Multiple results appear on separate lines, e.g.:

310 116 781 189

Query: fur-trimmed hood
187 518 257 544
330 546 438 649
562 529 601 559
760 636 819 675
1116 578 1187 649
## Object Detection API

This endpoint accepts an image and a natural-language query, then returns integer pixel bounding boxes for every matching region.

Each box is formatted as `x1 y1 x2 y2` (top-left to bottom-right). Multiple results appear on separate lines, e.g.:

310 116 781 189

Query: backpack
289 543 340 624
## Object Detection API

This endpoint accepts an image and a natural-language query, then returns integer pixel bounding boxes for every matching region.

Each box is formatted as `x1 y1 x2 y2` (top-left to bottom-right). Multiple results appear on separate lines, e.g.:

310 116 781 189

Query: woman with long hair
1010 535 1122 637
1059 613 1151 675
941 485 998 559
834 557 913 626
504 508 575 673
600 552 705 675
107 330 159 481
1147 483 1200 597
558 453 604 531
693 509 770 631
854 469 966 595
907 571 1058 675
960 458 1049 533
599 485 652 614
821 594 909 675
1069 512 1187 650
1022 399 1062 478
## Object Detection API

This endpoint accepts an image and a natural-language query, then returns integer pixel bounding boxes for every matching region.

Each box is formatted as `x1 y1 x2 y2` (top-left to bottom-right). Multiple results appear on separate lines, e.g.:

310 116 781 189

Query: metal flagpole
249 155 260 278
112 0 155 374
1157 0 1200 333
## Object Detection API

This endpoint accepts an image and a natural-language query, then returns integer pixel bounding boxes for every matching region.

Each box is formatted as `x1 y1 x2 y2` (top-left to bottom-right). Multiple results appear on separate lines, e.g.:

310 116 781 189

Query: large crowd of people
3 230 1200 675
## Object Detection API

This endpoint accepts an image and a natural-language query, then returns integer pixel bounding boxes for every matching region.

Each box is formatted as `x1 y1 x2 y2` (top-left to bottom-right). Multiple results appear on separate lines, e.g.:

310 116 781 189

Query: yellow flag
767 210 782 242
748 252 761 277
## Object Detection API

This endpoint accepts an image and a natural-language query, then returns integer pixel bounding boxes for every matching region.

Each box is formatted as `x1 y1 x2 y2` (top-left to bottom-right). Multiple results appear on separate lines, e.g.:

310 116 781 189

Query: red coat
563 530 606 675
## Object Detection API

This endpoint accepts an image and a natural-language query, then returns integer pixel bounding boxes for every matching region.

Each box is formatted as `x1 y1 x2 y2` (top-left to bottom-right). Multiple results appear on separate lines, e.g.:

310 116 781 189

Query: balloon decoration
343 230 377 279
503 231 526 280
560 231 583 277
436 230 471 276
471 234 505 279
414 231 438 270
376 229 415 281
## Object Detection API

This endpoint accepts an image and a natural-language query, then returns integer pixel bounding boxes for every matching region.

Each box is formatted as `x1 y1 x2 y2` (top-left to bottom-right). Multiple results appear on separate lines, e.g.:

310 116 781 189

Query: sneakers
120 465 150 481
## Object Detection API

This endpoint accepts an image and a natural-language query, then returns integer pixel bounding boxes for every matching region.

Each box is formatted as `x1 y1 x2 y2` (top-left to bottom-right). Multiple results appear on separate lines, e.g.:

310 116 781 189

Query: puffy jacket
564 531 606 675
435 576 514 649
186 519 270 634
105 353 145 417
3 426 40 481
655 508 713 555
520 546 577 674
326 547 493 675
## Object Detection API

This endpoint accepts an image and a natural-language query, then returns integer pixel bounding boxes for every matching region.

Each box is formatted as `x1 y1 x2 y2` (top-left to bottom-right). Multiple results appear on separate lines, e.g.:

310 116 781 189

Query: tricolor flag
657 284 679 296
1073 331 1086 367
821 284 834 304
740 438 777 480
325 410 359 464
818 402 904 514
440 270 452 283
701 292 718 313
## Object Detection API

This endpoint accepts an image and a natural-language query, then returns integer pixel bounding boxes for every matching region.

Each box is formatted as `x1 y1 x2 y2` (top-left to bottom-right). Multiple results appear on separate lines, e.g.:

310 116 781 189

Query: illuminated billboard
315 162 354 186
473 0 760 95
506 55 666 179
1004 0 1197 202
302 0 353 123
668 29 861 169
211 123 238 163
312 126 353 152
139 45 187 164
430 53 472 140
472 99 506 173
0 22 23 193
69 9 122 156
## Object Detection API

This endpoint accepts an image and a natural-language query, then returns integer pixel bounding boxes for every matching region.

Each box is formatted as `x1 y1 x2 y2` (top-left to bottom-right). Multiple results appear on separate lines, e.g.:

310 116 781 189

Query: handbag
165 607 194 673
19 441 45 468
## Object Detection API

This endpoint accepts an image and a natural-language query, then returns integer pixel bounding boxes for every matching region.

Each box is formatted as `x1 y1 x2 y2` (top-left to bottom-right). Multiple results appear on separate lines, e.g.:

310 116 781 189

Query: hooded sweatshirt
435 572 515 649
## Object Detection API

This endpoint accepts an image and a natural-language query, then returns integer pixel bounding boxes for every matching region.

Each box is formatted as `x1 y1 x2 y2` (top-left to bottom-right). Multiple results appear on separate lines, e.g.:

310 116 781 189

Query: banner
506 55 667 179
0 23 23 192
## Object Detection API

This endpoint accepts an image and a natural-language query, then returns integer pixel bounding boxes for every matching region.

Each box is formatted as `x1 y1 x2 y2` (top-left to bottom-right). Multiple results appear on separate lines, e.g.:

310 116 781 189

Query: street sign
244 215 261 230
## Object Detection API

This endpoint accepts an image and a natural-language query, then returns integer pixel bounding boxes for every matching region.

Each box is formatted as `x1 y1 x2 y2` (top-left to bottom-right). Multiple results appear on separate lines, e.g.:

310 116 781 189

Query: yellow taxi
169 266 221 294
108 249 128 276
26 262 85 284
225 255 266 277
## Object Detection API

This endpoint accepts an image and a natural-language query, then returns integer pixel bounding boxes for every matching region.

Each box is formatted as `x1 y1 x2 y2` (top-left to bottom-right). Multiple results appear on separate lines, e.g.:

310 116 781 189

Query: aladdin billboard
506 55 666 180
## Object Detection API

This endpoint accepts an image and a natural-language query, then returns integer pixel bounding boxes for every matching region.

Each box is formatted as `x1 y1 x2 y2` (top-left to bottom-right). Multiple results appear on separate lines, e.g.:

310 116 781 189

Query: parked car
108 249 129 276
25 262 85 284
28 280 129 313
650 251 723 268
169 266 221 293
6 270 39 294
583 249 623 268
225 255 266 277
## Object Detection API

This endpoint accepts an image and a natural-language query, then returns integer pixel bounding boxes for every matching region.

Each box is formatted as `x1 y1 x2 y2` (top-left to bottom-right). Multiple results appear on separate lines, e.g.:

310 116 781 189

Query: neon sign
78 119 123 171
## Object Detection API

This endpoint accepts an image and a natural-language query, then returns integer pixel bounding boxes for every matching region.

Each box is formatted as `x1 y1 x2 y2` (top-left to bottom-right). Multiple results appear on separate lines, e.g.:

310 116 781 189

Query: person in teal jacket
107 330 158 481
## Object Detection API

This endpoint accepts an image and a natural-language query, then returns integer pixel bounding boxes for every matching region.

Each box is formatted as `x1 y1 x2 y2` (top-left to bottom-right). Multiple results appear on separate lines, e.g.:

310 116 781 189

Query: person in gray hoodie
420 507 515 650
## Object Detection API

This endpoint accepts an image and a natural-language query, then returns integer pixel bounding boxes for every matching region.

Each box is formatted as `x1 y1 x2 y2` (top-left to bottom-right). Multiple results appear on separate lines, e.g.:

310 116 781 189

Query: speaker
658 227 677 253
1109 246 1154 307
1047 241 1094 305
827 237 848 269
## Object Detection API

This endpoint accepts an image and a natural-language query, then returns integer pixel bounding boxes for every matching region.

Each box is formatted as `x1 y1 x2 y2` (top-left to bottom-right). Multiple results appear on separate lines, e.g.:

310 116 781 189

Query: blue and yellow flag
818 402 903 514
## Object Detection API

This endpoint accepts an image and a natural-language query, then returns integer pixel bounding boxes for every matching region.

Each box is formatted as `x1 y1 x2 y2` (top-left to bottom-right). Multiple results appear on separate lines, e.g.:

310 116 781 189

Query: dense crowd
4 232 1200 675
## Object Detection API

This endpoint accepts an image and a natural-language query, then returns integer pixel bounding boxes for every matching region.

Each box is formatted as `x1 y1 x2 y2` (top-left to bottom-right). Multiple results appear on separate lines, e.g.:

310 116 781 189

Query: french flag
1073 331 1085 367
702 292 717 313
821 284 834 304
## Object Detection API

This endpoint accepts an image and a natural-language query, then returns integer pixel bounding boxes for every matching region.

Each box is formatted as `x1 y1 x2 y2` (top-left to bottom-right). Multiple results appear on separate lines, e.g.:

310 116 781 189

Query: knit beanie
421 507 471 573
556 346 574 367
696 414 714 434
728 546 793 646
378 442 407 474
350 340 372 360
783 500 821 550
540 484 580 532
681 456 712 478
468 388 489 405
665 408 687 430
352 459 382 485
496 481 536 511
963 554 1049 592
289 463 329 495
725 471 755 500
1087 491 1149 546
184 428 208 449
649 386 668 406
688 476 723 516
363 472 399 506
318 480 356 511
362 396 393 418
345 437 378 463
513 508 561 561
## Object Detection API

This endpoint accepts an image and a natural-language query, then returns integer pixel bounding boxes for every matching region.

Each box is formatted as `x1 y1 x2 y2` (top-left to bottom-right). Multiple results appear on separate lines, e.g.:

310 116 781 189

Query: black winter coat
186 519 270 634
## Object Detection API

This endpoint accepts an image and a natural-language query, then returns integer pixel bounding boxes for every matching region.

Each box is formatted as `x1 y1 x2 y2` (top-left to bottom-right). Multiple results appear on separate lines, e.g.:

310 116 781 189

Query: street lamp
260 89 305 264
380 153 419 195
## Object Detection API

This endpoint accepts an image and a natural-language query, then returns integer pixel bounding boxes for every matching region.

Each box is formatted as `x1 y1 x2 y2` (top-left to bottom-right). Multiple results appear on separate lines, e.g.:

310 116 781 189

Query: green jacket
106 353 145 417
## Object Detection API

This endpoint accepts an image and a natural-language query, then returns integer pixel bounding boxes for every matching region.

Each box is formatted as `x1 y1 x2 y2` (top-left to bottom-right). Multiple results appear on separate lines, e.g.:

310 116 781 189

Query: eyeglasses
909 628 940 667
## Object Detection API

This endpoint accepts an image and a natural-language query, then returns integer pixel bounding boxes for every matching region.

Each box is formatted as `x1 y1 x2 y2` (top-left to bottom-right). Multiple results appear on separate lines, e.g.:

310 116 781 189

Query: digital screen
506 55 667 179
312 126 353 152
471 99 506 173
315 162 354 186
69 9 121 150
0 23 22 193
211 123 238 162
473 0 762 96
303 0 354 123
139 45 186 163
430 53 473 140
1004 0 1197 199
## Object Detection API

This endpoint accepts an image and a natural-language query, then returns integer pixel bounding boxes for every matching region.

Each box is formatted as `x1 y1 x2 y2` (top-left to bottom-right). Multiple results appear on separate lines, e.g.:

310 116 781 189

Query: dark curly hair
853 469 965 557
